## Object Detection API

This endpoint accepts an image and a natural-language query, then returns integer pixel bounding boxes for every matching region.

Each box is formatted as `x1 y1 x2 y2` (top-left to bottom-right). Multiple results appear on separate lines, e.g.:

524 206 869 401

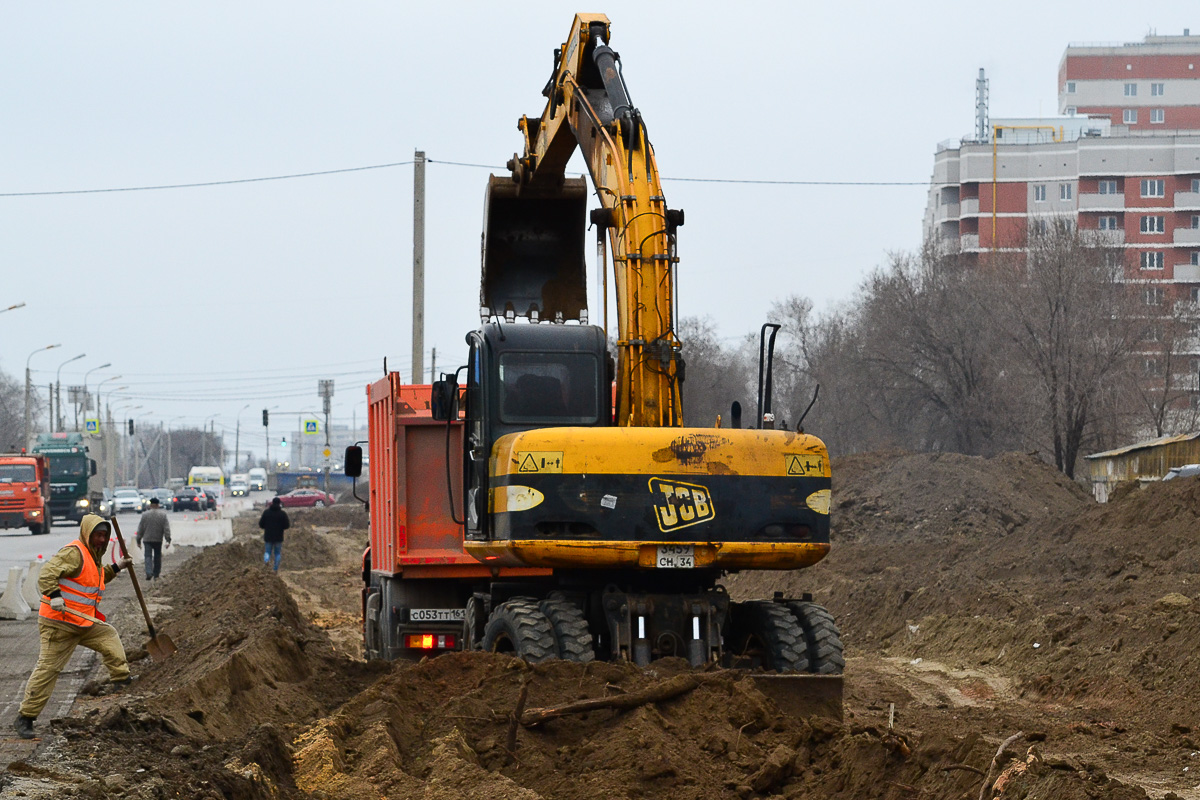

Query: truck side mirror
90 459 98 477
344 446 363 478
431 379 459 421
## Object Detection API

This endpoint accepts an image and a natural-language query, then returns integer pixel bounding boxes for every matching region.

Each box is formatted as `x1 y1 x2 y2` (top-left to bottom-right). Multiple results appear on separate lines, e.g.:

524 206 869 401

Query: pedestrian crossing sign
304 419 319 435
85 419 99 433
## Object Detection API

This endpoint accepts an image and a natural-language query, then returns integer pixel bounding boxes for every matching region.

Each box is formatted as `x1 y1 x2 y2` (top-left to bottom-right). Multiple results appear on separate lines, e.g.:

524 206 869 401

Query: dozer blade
482 175 588 323
751 674 844 722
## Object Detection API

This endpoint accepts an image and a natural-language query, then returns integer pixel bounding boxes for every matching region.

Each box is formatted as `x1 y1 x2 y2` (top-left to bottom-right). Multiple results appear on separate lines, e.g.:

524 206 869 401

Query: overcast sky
2 2 1196 451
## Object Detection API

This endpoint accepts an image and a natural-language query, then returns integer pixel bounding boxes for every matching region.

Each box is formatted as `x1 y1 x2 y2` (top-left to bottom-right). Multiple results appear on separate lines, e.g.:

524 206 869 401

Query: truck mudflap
751 674 844 722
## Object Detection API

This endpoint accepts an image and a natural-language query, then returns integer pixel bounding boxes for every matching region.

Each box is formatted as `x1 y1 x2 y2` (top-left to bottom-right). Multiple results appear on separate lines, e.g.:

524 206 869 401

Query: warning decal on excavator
649 478 715 532
516 451 563 474
785 455 824 476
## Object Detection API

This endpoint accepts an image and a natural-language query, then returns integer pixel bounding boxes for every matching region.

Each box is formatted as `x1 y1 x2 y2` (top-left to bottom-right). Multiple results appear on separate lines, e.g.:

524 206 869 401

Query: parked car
150 487 174 510
229 481 249 498
171 486 208 512
111 488 143 514
275 488 336 508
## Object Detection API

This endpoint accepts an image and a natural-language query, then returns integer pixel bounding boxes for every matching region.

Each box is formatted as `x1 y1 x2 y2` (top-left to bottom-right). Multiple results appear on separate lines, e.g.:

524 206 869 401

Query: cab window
498 353 599 424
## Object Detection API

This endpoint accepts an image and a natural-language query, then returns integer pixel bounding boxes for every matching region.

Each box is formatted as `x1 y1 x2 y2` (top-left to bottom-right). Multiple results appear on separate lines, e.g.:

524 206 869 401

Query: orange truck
0 453 50 535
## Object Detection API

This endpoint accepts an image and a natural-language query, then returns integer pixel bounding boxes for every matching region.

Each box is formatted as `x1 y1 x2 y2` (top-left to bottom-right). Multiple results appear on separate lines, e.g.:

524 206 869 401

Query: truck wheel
462 594 491 651
786 601 845 675
727 601 810 673
482 598 557 663
28 523 43 536
539 596 595 662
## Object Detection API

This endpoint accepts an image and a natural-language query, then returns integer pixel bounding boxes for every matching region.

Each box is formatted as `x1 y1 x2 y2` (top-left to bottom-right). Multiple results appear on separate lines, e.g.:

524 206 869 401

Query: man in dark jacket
258 497 291 572
135 497 171 581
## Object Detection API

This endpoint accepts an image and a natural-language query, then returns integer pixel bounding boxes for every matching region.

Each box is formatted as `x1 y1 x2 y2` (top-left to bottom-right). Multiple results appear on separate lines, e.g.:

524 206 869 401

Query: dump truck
31 432 99 524
348 14 842 687
0 452 50 535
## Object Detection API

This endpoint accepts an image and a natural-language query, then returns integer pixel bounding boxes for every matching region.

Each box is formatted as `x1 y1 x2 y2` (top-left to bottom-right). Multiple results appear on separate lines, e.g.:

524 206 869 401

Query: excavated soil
4 453 1200 799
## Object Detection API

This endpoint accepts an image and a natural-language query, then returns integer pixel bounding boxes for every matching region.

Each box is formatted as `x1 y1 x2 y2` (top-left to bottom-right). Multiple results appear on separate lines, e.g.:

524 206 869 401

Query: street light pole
98 379 125 489
54 353 85 433
1 302 26 314
25 344 61 449
82 362 112 431
234 403 250 474
201 415 218 464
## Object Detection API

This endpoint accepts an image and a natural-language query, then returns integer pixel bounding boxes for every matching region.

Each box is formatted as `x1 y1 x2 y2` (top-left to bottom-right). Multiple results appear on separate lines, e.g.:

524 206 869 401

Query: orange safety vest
39 539 107 627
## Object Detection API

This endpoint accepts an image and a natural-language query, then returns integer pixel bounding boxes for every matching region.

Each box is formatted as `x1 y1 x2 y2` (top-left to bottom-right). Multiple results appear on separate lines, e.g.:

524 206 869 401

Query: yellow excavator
425 14 842 677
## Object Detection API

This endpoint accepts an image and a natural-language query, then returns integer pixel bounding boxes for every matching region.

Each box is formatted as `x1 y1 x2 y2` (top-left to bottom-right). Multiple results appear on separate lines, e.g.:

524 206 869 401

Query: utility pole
319 380 334 494
430 347 436 383
412 149 426 385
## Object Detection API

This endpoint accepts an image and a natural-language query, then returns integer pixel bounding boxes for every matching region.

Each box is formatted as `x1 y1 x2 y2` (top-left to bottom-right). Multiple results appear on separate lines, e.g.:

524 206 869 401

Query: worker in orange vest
13 514 135 740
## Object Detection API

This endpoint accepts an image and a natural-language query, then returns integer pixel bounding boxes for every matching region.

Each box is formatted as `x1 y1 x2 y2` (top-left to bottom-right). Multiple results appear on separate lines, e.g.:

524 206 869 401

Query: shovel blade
146 633 177 661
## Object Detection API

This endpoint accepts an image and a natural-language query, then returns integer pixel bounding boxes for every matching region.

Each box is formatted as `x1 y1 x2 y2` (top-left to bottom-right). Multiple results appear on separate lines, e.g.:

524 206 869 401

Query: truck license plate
656 545 695 568
409 608 465 622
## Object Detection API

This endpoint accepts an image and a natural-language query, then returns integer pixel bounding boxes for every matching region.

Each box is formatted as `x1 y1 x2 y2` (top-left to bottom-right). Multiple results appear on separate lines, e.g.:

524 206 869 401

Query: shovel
110 516 178 661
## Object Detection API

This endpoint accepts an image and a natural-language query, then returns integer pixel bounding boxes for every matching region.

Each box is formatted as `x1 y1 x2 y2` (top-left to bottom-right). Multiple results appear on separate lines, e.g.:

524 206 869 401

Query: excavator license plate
656 545 695 568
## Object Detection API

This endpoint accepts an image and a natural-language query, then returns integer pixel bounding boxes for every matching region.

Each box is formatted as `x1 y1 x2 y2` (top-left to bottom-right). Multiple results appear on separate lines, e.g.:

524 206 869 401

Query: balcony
940 202 960 220
1174 191 1200 210
1174 263 1200 282
1079 193 1125 211
1175 228 1200 245
960 234 980 251
960 198 979 217
1081 229 1124 246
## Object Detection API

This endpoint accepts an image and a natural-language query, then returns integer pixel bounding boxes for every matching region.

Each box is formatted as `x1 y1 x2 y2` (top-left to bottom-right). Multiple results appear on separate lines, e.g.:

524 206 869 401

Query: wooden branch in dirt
978 732 1024 800
943 763 985 777
505 678 530 759
520 673 706 727
887 781 918 793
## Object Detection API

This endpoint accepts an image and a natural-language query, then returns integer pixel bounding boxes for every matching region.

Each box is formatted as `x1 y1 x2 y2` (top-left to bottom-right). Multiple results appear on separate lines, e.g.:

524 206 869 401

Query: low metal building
1083 432 1200 502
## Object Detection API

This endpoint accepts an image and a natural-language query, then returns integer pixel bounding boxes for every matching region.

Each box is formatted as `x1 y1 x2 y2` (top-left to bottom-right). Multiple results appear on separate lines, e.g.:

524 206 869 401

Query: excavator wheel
786 601 845 675
539 596 595 663
727 601 811 673
482 597 557 663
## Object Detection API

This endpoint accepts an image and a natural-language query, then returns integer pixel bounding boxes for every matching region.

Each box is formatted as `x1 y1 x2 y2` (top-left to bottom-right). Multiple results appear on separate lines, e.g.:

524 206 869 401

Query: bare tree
678 316 756 428
1126 294 1200 437
0 369 24 451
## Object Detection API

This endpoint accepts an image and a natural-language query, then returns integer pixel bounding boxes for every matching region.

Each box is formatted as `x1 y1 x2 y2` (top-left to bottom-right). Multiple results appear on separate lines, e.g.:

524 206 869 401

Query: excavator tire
482 597 557 663
539 596 595 663
728 601 811 673
786 601 845 675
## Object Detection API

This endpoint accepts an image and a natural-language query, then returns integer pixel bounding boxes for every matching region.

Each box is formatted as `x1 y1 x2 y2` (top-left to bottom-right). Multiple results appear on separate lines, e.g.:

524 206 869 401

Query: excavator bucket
482 175 588 323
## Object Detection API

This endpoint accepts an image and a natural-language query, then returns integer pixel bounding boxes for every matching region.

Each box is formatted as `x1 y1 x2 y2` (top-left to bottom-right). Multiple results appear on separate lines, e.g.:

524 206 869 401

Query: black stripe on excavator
491 473 830 544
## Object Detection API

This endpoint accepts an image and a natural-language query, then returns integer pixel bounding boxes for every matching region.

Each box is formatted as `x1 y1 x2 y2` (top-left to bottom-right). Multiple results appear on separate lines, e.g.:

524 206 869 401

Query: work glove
118 556 134 571
49 597 66 612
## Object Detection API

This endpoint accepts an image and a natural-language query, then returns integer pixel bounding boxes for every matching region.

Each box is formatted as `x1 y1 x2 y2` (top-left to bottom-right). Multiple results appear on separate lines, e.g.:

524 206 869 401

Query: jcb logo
649 478 715 532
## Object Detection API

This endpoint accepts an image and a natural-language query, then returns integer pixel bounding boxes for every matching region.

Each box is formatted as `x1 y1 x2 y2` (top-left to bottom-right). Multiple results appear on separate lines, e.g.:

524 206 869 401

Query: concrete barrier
21 560 43 608
0 566 32 620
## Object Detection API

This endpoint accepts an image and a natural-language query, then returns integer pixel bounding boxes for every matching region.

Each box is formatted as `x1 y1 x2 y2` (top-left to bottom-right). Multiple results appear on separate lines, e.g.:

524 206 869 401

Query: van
247 467 267 491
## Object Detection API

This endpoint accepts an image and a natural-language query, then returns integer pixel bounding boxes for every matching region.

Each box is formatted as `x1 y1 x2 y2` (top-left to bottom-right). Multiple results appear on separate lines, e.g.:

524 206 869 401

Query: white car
229 481 249 497
111 488 143 514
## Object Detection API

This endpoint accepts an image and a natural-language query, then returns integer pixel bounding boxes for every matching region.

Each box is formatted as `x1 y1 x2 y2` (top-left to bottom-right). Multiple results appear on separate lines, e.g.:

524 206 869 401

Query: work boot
14 715 35 740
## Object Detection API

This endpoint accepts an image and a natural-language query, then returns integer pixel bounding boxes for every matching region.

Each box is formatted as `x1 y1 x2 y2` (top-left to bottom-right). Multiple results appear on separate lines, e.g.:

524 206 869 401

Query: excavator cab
481 175 589 324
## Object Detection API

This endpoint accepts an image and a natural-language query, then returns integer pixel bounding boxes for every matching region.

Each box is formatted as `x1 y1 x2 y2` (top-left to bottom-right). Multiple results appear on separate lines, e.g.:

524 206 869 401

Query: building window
1141 251 1165 269
1066 106 1076 116
1141 215 1165 233
1060 184 1073 200
1192 252 1200 266
1125 83 1138 96
1066 81 1076 94
1124 109 1138 124
1098 215 1119 230
1144 358 1161 376
1151 109 1165 124
1193 178 1200 193
1191 286 1200 303
1144 287 1165 305
1031 219 1048 235
1098 179 1119 194
1193 215 1200 229
1141 179 1165 198
1152 82 1165 96
1033 184 1046 202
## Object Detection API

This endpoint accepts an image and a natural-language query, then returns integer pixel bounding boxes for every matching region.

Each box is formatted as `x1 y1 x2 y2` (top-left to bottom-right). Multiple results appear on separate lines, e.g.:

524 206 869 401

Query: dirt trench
3 454 1199 799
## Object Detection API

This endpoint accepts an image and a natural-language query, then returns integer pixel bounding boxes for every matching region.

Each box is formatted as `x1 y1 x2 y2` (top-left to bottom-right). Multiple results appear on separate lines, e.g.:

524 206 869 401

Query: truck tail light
404 633 457 650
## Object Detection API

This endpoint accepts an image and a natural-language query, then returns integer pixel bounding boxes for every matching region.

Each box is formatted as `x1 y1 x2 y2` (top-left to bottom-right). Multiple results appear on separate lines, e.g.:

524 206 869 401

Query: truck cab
0 454 50 535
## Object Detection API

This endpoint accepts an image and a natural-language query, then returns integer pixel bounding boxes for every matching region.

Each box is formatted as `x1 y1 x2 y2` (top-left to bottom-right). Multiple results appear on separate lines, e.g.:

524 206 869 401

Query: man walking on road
259 496 291 572
13 514 135 740
136 496 171 581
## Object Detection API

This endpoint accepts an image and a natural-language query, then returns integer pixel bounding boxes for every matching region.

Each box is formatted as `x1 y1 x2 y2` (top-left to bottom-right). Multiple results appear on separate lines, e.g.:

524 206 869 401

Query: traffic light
262 409 269 427
280 437 287 448
127 419 134 435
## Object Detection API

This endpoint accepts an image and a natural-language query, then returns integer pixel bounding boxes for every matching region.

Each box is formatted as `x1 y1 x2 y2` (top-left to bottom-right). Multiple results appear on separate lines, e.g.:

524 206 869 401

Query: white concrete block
22 560 43 608
0 566 32 620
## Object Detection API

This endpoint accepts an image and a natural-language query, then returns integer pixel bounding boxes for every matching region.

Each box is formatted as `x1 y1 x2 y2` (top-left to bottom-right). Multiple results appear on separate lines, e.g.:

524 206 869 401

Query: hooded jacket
38 514 122 631
259 502 291 544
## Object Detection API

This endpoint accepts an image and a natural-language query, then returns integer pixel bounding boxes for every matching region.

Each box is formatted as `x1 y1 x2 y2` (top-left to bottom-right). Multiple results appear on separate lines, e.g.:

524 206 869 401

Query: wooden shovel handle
109 516 157 638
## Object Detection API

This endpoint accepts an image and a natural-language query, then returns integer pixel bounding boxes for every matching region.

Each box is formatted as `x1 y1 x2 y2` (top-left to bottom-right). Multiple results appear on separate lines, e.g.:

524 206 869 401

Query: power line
1 158 928 197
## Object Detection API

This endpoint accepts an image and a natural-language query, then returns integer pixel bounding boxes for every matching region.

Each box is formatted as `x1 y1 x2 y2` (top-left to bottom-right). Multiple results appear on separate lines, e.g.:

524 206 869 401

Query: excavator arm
502 13 684 428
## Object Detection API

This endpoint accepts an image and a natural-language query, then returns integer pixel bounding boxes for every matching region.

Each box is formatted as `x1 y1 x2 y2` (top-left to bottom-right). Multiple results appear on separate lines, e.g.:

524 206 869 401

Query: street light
82 362 112 429
54 353 85 433
97 380 125 489
234 403 251 474
2 302 26 314
25 344 61 449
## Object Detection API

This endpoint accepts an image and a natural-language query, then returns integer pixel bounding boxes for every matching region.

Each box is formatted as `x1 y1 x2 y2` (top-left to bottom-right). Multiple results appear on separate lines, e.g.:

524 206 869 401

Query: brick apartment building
926 32 1200 408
